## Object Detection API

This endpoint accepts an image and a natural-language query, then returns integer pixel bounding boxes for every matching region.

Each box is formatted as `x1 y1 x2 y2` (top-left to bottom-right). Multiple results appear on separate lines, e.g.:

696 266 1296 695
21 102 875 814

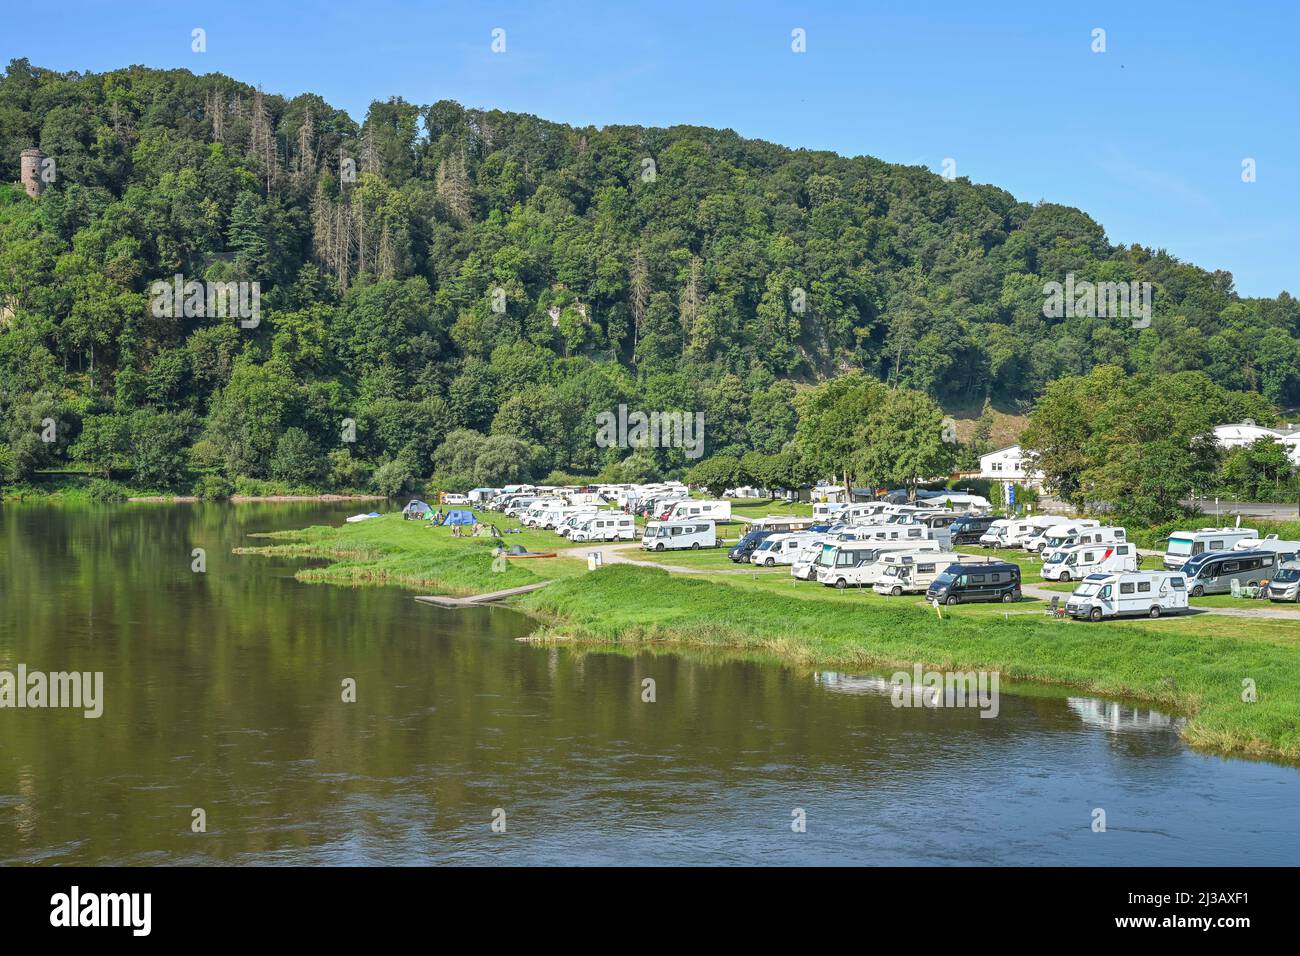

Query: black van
926 561 1021 604
948 515 997 546
729 529 776 563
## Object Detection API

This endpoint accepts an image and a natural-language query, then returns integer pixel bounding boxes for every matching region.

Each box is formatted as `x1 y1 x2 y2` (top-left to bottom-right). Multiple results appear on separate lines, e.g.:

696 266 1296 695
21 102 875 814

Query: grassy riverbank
238 513 1300 761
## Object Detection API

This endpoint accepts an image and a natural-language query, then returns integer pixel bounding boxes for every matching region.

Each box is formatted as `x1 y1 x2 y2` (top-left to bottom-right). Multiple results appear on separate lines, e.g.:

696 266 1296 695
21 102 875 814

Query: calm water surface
1 502 1297 865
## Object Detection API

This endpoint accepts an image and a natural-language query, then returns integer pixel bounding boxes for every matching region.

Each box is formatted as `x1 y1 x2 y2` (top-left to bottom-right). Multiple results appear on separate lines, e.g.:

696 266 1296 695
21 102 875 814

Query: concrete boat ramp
414 581 551 609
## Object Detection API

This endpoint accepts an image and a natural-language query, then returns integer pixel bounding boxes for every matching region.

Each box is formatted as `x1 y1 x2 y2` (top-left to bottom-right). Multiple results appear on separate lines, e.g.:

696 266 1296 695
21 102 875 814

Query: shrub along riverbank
238 514 1300 762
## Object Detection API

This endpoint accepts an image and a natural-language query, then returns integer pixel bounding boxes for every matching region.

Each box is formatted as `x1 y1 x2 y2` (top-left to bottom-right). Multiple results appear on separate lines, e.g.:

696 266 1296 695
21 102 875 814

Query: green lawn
725 498 814 520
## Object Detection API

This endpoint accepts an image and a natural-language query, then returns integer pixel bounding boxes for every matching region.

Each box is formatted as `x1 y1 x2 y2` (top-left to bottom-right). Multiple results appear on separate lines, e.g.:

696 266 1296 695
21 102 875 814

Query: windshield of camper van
815 544 836 567
1272 567 1300 583
1167 537 1193 556
1073 583 1101 597
931 571 955 588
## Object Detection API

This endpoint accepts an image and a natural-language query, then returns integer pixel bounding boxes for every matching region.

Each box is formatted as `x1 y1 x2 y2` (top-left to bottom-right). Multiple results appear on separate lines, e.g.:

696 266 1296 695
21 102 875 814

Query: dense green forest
1 60 1297 508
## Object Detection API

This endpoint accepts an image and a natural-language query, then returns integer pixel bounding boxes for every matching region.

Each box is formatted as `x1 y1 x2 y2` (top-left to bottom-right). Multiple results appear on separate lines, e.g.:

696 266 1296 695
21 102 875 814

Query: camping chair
1044 596 1066 619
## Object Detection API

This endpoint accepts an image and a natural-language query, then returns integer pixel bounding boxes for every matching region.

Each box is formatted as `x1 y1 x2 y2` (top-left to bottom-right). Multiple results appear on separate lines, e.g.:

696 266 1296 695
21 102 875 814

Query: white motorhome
555 512 597 537
872 552 961 595
1004 515 1068 548
978 519 1014 548
812 502 848 522
815 541 944 589
840 503 891 525
569 513 636 542
1041 541 1138 582
837 522 949 545
1029 520 1108 555
533 504 593 530
641 519 717 551
750 532 822 567
1234 535 1300 564
791 538 836 581
749 515 817 533
1163 526 1259 570
518 498 566 523
1266 562 1300 603
1064 571 1189 621
661 499 732 523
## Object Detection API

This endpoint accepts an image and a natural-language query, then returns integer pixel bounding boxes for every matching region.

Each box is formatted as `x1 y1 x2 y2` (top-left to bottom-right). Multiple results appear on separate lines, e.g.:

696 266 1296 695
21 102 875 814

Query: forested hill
0 60 1297 495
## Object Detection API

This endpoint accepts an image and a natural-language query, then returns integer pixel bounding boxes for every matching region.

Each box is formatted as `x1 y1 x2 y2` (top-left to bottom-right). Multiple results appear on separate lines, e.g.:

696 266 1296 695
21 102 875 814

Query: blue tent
443 508 476 526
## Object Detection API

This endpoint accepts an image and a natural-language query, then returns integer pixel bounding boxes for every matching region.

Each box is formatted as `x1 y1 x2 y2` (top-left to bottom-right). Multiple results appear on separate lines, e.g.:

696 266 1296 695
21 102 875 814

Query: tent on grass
403 499 431 519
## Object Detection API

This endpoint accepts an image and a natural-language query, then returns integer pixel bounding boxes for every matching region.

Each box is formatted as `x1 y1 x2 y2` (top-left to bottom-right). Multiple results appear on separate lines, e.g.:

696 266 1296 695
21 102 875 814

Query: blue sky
5 0 1297 296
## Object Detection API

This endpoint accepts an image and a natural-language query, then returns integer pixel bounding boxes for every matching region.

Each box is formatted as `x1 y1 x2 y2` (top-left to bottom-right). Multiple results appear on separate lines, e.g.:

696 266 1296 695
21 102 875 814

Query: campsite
3 2 1299 894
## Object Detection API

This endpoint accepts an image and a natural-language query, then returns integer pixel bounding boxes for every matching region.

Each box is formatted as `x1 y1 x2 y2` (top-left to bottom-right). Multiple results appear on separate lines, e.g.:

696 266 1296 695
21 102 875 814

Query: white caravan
872 552 961 596
569 513 636 542
1041 541 1139 582
1163 526 1259 570
641 520 717 551
660 499 732 523
1064 571 1189 621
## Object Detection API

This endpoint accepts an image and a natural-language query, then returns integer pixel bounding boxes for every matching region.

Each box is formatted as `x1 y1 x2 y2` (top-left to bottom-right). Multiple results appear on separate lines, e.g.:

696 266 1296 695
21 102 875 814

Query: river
1 502 1296 865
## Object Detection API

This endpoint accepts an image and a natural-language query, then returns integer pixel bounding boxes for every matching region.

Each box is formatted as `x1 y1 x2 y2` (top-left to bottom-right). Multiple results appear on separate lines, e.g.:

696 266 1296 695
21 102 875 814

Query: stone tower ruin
20 147 45 197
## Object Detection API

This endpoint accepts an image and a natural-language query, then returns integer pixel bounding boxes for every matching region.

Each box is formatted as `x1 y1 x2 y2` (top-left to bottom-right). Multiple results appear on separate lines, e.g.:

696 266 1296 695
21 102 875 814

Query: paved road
559 542 1300 621
1187 500 1300 521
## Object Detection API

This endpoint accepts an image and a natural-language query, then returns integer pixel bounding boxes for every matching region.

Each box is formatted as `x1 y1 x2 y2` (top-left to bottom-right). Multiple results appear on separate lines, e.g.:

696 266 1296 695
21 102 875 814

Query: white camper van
872 553 960 595
1163 526 1259 570
568 513 637 542
659 499 732 523
556 512 600 537
1065 572 1189 621
1266 562 1300 603
1041 541 1139 582
978 519 1014 548
750 532 821 567
641 520 717 551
